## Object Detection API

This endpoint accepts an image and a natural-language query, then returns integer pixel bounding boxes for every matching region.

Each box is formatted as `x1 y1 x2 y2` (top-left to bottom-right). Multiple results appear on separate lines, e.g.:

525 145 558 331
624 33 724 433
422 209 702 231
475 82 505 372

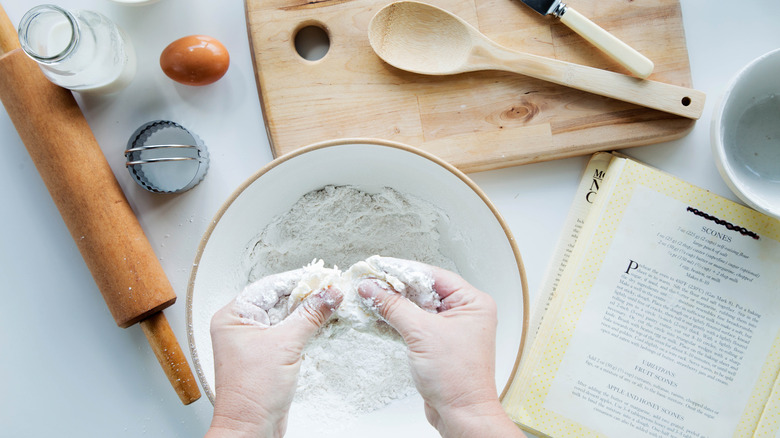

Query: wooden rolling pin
0 4 200 405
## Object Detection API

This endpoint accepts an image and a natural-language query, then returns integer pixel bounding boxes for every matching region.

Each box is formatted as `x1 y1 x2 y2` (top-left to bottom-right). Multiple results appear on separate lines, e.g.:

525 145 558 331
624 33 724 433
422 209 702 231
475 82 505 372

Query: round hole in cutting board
294 25 329 61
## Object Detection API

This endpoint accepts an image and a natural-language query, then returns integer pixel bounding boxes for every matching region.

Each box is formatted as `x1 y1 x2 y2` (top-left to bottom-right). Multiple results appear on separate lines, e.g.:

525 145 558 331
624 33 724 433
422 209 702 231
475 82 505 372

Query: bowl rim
711 47 780 218
185 137 530 404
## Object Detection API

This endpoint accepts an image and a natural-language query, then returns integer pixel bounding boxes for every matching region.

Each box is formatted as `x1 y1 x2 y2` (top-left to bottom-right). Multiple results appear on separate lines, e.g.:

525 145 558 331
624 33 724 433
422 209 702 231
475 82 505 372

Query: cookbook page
523 152 613 359
512 161 780 438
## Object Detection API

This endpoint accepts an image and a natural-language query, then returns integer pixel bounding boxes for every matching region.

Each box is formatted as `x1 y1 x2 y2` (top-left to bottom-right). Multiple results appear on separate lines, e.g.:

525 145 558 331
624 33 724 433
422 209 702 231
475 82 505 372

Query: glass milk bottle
18 5 136 93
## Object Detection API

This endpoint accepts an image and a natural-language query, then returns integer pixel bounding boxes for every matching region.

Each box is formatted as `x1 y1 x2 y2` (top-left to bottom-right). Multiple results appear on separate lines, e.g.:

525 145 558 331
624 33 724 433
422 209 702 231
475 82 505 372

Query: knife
520 0 654 78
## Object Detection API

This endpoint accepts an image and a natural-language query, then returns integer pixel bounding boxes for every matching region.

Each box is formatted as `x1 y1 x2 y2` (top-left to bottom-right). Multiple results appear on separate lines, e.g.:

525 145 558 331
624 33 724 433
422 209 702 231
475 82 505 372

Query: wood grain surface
0 48 201 404
246 0 696 172
0 50 177 328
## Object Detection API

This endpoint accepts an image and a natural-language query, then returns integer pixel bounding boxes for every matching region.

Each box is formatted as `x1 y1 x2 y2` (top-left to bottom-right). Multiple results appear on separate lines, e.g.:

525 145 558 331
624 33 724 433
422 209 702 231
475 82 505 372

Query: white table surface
1 0 778 436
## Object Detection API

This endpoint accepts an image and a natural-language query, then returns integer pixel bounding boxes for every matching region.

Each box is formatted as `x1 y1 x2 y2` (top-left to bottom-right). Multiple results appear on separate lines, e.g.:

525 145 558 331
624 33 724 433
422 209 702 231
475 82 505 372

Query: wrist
206 412 282 438
433 399 524 438
207 387 287 438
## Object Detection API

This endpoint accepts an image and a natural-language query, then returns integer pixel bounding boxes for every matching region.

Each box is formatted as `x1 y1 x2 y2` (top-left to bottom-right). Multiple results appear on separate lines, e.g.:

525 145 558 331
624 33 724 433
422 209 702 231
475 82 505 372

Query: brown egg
160 35 230 86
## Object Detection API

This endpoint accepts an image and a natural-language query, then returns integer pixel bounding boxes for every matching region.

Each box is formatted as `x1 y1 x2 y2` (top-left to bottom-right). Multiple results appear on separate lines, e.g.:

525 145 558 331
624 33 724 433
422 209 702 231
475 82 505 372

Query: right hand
357 257 525 438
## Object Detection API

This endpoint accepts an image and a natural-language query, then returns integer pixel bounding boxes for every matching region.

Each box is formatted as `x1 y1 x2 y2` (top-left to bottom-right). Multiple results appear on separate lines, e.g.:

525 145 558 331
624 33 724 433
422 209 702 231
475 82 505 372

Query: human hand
206 270 343 438
358 258 524 438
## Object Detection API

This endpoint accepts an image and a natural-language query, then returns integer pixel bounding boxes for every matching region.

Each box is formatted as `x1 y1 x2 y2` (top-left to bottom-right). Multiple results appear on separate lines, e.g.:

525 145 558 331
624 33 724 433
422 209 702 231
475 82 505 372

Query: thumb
282 287 343 341
358 279 428 338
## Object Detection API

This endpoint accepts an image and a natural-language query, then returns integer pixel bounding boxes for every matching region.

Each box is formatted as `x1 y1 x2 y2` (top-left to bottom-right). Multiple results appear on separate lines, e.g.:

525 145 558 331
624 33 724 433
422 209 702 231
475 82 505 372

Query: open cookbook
502 152 780 438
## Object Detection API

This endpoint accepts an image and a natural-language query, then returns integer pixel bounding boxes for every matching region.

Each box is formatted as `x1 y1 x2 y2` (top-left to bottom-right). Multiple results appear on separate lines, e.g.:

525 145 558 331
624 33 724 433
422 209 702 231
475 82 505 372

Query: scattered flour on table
241 185 458 431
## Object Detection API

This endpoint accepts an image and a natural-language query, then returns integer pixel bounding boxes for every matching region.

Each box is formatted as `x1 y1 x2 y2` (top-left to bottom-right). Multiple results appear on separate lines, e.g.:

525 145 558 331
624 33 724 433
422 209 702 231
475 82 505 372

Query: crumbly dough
237 256 440 330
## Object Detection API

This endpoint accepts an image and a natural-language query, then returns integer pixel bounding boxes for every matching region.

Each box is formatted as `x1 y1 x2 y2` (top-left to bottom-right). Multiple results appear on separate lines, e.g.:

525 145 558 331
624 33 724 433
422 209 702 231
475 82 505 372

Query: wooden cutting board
245 0 695 172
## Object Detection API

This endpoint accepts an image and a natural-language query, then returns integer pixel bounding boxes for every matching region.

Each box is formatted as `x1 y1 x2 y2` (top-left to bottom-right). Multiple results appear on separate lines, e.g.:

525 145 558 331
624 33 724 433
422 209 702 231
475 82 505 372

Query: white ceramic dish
187 139 528 437
711 48 780 219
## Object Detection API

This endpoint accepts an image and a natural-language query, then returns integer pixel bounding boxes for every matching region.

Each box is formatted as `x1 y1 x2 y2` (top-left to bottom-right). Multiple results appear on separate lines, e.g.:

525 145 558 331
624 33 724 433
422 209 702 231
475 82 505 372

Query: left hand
206 273 343 438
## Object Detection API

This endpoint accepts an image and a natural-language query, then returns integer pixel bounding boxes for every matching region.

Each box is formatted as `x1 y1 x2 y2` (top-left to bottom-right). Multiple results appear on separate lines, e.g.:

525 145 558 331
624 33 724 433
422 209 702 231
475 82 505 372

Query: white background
0 0 778 436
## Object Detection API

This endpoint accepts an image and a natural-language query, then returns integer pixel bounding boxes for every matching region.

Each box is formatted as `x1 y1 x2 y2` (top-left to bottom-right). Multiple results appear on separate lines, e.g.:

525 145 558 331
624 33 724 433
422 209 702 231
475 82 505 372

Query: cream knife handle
559 7 654 79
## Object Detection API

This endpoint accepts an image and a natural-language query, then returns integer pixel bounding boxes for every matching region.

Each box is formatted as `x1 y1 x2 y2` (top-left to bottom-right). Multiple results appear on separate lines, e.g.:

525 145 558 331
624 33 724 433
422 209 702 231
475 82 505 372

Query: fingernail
358 279 398 313
314 286 344 312
357 278 389 298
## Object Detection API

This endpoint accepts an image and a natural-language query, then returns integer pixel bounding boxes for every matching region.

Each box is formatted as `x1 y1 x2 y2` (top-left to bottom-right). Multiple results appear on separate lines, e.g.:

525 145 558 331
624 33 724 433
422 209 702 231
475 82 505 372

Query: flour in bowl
240 185 458 431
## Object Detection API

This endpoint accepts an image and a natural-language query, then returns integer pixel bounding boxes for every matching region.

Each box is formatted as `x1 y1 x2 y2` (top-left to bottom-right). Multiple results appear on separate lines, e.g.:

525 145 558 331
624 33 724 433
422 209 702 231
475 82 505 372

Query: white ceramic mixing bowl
186 139 528 437
711 48 780 219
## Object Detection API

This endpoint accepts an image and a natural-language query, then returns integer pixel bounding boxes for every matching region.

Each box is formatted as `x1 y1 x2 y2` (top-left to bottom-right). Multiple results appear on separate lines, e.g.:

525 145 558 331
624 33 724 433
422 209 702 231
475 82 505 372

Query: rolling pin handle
140 312 202 405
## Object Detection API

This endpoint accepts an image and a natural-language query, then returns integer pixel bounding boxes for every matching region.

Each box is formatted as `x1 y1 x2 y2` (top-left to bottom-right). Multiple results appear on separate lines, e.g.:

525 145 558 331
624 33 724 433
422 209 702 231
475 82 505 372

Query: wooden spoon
368 1 704 119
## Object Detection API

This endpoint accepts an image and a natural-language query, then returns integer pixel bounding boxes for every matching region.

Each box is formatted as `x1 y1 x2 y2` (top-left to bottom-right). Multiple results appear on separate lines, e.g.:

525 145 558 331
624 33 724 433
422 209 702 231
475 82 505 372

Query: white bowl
186 139 528 436
711 48 780 219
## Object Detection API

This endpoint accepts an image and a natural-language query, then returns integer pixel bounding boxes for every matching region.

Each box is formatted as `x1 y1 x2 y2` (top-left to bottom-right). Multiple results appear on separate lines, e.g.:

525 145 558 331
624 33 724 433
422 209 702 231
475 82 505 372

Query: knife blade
518 0 654 78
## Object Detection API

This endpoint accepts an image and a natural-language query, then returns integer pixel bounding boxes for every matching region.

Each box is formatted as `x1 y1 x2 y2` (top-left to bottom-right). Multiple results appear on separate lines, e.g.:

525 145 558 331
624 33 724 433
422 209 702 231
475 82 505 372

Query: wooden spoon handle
484 44 704 119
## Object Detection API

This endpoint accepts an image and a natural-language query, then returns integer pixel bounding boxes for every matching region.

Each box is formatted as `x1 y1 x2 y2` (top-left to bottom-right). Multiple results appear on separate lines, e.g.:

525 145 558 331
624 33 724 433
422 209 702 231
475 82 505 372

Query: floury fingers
234 268 305 326
233 256 440 330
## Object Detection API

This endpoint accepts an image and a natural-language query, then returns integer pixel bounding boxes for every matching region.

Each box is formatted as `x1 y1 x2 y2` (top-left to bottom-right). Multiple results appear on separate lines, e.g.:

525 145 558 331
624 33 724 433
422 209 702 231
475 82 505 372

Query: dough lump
236 256 441 330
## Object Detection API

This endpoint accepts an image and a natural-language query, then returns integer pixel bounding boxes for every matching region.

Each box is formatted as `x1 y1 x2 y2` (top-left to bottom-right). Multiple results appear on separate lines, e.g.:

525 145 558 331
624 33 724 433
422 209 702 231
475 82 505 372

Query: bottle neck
18 5 79 64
